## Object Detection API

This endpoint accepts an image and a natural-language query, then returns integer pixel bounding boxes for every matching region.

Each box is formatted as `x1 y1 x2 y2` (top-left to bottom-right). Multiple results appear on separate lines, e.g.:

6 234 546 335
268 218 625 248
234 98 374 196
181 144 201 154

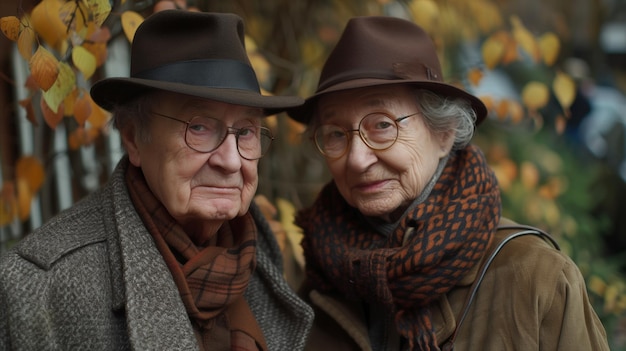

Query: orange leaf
17 25 36 60
87 97 110 129
495 99 509 121
467 67 483 86
41 97 64 129
1 15 21 41
68 126 99 150
19 97 38 126
74 90 93 126
30 46 60 91
16 155 45 193
121 11 144 42
16 178 32 222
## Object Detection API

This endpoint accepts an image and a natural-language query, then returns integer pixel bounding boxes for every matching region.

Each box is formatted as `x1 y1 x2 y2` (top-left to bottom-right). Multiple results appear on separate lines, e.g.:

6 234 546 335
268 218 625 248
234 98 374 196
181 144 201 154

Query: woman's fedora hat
91 10 303 115
287 16 487 124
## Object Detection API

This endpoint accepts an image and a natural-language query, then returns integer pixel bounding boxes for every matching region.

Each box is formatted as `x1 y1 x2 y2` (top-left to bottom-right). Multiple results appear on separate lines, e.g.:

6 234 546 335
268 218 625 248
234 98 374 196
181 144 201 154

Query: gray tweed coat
0 157 313 350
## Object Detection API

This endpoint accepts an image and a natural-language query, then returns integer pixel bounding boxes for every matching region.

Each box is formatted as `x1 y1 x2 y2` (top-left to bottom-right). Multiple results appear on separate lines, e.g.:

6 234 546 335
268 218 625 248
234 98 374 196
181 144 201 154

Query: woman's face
316 85 453 220
122 92 263 232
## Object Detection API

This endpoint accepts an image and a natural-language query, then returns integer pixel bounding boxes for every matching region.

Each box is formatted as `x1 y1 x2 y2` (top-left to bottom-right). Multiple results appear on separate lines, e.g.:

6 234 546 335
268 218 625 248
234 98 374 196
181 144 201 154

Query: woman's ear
437 130 455 157
120 124 142 167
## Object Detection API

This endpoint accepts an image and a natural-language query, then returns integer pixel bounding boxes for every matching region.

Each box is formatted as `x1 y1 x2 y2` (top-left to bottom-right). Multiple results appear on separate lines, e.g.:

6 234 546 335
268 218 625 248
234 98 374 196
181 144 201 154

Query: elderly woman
288 16 609 351
0 11 312 351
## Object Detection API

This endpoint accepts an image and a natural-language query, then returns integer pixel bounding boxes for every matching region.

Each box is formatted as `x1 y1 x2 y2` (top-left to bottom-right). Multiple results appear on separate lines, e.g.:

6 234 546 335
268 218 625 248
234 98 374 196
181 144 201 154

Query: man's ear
120 124 141 167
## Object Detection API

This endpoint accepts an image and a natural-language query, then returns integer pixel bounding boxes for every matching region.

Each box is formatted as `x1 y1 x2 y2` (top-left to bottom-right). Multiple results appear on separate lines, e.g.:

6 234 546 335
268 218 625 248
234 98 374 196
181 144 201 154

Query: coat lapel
106 158 199 350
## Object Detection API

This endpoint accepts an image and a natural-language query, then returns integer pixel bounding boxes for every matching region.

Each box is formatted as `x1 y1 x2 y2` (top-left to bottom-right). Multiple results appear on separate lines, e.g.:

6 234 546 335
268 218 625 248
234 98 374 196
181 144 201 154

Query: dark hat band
134 59 261 92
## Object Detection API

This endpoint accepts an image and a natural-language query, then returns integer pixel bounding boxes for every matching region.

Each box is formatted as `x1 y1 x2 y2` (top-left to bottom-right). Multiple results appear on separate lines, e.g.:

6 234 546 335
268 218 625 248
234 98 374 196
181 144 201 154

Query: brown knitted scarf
296 145 501 350
125 165 267 351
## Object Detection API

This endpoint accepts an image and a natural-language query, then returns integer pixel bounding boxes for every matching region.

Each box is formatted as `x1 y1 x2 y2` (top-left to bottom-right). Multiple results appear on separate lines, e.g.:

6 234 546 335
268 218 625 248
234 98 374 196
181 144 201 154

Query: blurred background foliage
1 0 625 348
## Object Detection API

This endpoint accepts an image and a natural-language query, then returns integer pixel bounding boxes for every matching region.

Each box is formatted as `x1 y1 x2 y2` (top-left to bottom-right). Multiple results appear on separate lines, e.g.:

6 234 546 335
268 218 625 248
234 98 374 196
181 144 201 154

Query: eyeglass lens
314 113 401 158
185 116 272 160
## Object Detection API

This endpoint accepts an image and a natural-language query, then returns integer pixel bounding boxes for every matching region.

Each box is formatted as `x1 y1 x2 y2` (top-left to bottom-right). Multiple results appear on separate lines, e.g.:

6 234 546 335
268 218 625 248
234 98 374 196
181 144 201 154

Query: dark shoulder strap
441 225 559 351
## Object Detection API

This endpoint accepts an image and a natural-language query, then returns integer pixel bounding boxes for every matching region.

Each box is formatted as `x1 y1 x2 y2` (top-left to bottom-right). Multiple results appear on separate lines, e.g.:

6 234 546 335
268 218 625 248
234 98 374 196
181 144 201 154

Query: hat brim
90 77 304 116
287 78 487 125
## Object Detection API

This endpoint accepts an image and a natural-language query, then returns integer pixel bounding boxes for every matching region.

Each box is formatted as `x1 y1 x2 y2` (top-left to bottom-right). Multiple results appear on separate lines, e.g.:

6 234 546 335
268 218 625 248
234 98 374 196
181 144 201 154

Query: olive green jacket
302 219 610 351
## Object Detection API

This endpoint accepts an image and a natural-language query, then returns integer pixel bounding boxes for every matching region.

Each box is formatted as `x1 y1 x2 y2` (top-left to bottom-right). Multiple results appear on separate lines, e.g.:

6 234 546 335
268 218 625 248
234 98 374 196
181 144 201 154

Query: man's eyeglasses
313 112 419 159
151 112 274 160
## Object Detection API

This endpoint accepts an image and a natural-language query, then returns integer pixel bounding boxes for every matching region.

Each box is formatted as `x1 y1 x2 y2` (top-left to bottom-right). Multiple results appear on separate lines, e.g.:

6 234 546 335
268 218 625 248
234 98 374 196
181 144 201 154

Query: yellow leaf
43 62 76 114
72 45 97 79
468 1 503 34
408 0 440 33
17 26 36 60
87 98 110 129
83 0 112 26
31 0 68 51
521 81 550 111
510 15 540 62
121 11 144 43
553 71 576 110
29 46 60 91
1 16 21 41
276 198 305 269
59 0 88 36
539 32 560 66
482 34 505 69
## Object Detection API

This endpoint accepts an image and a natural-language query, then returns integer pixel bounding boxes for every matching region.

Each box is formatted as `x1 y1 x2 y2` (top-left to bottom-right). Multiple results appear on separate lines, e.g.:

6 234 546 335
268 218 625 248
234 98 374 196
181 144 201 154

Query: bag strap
441 225 559 351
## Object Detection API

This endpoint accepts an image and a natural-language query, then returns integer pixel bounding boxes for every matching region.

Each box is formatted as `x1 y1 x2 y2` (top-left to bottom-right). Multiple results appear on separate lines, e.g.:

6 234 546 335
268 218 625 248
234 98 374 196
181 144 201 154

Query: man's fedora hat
287 16 487 125
91 10 302 114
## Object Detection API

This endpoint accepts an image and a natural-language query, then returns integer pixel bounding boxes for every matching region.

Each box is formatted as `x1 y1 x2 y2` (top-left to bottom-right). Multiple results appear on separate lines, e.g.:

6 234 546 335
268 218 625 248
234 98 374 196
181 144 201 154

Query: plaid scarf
125 165 267 351
296 145 501 350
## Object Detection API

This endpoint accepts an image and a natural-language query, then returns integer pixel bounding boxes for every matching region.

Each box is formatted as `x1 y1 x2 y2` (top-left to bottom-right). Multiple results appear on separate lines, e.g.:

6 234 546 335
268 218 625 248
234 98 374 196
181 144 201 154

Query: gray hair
110 92 157 143
413 89 477 151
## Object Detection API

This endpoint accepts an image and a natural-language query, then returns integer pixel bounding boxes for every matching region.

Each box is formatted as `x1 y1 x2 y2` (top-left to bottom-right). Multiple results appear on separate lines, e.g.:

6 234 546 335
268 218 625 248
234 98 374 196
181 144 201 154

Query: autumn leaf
17 25 36 60
30 0 68 51
539 32 560 66
42 62 76 114
30 46 60 92
63 88 79 116
553 71 576 110
73 90 93 126
83 0 112 26
511 15 540 62
1 16 21 41
408 0 439 33
467 67 483 86
468 1 502 34
41 98 64 129
121 11 144 42
482 33 506 69
72 45 97 79
59 0 88 36
520 161 540 190
16 156 45 193
19 97 38 126
68 127 99 150
16 178 32 222
521 81 550 111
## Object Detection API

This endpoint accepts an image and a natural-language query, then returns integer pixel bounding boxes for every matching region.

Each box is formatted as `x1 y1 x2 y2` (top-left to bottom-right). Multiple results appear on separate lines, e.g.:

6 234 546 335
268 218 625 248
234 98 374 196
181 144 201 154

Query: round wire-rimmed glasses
313 111 419 159
151 111 274 160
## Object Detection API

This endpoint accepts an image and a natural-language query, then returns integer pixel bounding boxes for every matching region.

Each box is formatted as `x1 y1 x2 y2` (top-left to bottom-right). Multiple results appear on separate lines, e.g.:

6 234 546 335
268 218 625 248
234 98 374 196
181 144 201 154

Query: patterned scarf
296 145 501 350
125 165 267 351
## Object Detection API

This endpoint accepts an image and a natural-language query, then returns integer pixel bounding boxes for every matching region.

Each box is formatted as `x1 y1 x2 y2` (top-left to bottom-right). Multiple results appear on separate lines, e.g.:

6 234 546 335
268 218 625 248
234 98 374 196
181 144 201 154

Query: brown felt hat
91 10 303 115
287 16 487 125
